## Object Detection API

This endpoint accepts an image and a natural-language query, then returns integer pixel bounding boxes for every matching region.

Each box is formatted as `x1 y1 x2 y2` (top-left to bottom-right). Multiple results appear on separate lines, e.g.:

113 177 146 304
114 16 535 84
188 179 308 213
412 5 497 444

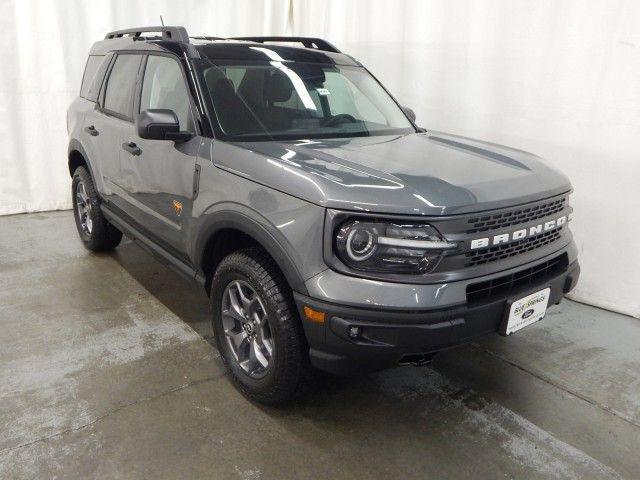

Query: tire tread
211 248 310 405
72 166 122 251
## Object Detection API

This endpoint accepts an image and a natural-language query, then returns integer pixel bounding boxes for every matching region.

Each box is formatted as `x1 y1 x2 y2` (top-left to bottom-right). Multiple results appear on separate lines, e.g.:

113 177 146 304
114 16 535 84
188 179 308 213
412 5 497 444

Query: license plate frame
499 287 551 335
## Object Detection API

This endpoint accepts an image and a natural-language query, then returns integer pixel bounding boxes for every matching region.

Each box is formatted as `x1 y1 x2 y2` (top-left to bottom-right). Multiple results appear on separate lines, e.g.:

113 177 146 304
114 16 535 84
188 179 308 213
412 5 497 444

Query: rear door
79 54 115 198
91 53 144 209
116 53 201 260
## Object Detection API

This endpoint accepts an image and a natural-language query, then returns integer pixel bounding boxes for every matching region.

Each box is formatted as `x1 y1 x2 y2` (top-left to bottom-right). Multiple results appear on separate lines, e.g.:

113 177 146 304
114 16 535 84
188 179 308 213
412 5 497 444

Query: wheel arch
67 139 95 180
194 208 309 297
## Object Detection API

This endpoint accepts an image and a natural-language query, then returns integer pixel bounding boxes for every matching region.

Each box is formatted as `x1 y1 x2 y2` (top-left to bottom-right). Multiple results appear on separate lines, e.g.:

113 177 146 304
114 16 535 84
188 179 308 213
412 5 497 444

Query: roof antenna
160 15 165 26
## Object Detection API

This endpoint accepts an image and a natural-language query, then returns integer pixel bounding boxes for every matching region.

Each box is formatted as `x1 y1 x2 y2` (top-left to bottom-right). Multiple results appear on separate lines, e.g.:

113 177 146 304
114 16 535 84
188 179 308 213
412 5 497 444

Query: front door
116 54 201 260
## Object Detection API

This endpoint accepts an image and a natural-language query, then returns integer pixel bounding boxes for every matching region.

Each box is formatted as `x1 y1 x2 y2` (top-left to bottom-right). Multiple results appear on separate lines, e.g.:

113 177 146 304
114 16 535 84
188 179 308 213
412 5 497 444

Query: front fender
192 204 310 295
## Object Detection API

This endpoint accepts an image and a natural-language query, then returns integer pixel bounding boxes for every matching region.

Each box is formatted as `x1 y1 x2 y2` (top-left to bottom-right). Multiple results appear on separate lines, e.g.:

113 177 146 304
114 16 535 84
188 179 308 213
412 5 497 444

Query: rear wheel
211 248 309 405
72 166 122 251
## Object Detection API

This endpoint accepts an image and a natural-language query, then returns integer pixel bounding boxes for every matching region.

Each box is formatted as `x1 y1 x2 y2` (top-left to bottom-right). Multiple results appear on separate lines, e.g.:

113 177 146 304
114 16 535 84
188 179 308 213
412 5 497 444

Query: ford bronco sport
67 26 580 404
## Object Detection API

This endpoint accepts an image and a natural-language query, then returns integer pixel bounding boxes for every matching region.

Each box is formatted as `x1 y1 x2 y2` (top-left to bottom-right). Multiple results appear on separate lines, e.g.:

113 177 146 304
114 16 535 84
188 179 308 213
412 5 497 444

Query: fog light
348 326 360 339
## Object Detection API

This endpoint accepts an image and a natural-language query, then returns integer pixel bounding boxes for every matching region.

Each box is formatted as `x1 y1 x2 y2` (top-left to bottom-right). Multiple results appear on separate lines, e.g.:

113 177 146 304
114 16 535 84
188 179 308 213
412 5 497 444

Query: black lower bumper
294 260 580 376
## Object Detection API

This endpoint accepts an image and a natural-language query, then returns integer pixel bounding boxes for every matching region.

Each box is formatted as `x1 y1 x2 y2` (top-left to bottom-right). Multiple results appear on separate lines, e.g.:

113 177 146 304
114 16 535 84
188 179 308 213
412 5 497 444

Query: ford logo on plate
521 308 535 319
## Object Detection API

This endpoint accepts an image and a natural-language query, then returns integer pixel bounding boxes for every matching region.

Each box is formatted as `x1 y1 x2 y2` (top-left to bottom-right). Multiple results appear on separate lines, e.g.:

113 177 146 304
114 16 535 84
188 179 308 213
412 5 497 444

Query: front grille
466 197 567 234
466 253 568 303
466 228 563 267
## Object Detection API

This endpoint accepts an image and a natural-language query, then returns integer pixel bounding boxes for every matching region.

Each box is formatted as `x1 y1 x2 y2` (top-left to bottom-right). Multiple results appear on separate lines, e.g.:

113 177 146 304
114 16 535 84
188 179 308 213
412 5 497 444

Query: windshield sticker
316 88 331 96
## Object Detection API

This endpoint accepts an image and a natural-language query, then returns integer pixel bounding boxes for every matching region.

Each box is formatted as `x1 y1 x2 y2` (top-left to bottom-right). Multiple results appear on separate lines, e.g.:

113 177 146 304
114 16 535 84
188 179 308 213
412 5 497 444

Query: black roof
90 26 359 66
194 43 360 66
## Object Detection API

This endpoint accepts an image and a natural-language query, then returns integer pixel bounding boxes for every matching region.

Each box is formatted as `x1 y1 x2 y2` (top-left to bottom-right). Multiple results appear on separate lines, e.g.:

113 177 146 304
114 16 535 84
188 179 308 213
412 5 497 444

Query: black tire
210 248 309 405
72 166 122 251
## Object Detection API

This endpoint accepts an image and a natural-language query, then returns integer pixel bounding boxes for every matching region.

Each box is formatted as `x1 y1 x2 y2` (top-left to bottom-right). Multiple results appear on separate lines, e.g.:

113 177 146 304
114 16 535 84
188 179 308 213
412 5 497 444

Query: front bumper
294 258 580 376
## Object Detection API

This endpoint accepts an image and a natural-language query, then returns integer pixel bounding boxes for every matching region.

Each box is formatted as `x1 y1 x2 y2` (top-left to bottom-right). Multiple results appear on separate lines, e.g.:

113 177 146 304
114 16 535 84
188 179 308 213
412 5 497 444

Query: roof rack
103 28 341 54
231 36 341 53
190 35 225 41
104 26 190 43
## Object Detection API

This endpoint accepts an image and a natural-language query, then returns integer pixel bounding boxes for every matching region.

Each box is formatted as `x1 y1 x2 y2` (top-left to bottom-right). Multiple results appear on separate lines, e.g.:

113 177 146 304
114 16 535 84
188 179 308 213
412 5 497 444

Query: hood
213 131 572 216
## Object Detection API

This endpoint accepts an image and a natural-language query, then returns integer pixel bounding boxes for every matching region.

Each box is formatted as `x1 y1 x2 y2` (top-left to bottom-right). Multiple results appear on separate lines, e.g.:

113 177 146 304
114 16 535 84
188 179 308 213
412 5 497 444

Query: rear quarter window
80 55 106 101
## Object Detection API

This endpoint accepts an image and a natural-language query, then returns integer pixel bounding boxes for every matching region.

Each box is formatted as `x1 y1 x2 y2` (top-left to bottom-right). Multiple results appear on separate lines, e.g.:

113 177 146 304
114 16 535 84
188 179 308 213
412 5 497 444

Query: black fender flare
67 138 96 180
192 205 309 295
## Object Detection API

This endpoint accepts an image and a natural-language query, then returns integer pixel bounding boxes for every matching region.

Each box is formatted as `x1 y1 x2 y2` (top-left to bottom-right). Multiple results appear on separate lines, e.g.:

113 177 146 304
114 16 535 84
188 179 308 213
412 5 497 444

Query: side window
103 54 141 118
80 55 104 100
140 55 193 131
85 54 113 103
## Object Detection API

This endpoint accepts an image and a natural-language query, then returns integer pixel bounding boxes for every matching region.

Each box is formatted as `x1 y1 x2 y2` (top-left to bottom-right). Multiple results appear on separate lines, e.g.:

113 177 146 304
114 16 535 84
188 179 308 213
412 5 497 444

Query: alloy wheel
221 280 273 378
75 180 93 235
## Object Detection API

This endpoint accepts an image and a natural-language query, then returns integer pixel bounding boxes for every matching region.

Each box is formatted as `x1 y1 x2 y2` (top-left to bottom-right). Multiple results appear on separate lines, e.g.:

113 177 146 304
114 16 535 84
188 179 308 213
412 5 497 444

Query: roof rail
190 36 225 41
105 26 190 43
231 36 341 53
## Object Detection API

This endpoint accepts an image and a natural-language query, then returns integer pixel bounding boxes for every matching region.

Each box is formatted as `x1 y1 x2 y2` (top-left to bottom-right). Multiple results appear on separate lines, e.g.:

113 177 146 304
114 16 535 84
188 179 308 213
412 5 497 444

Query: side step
101 204 206 287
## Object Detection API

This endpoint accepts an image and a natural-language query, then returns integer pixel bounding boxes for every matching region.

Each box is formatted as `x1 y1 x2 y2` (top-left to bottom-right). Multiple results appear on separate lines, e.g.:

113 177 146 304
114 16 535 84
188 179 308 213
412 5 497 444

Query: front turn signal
303 306 326 324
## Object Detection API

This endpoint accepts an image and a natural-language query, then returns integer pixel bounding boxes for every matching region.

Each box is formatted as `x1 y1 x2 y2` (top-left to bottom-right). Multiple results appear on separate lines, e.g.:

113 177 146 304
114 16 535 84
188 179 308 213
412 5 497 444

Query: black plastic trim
101 204 204 286
294 260 580 375
192 209 309 295
67 139 94 178
105 26 190 43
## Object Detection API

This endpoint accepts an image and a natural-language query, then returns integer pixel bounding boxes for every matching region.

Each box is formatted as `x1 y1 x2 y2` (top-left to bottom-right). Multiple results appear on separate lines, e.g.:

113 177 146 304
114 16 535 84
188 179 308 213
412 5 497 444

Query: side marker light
303 306 326 324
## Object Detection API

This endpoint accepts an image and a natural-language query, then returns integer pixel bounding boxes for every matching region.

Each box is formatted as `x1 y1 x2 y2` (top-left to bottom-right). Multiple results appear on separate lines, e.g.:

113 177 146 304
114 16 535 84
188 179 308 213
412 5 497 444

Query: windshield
197 58 415 140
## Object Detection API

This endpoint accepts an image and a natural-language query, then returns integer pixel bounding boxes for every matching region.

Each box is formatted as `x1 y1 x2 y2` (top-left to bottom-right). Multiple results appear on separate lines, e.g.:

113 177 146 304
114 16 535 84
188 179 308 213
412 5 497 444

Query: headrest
237 69 265 107
213 78 236 98
290 63 326 85
204 67 224 89
265 70 293 103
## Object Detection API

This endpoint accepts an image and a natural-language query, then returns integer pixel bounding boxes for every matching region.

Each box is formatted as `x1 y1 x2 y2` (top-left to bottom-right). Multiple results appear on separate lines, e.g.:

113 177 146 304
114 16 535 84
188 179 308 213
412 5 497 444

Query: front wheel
210 248 309 405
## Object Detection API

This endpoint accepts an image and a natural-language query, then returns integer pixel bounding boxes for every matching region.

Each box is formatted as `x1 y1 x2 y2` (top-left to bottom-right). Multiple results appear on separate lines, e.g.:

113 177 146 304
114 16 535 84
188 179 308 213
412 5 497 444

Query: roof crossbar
105 26 190 43
231 36 341 53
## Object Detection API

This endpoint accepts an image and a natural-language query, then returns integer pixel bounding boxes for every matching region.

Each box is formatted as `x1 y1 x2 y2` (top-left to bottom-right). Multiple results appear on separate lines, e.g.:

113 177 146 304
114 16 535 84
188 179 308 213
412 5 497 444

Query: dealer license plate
504 288 550 335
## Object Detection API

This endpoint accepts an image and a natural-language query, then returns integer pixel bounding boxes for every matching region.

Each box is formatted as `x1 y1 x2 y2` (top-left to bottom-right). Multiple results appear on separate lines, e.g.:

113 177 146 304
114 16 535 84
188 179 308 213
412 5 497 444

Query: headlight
334 220 457 274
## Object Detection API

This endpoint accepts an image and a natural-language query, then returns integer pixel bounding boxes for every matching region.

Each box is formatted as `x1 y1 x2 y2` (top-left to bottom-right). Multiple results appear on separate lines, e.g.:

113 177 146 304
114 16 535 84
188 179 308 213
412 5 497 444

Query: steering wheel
322 113 358 127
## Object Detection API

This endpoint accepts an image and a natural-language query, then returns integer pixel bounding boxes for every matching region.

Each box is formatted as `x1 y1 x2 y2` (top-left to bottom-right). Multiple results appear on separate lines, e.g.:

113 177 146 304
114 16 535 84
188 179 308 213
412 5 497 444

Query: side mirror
401 106 417 123
136 109 192 142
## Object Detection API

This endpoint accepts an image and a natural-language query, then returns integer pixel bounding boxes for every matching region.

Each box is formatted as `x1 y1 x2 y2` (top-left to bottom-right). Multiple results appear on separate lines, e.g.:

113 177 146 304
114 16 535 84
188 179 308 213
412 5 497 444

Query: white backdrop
1 0 638 318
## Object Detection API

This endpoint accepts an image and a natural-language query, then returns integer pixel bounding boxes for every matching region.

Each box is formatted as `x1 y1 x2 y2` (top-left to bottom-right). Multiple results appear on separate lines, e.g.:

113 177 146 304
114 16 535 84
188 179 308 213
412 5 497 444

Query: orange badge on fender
172 200 183 216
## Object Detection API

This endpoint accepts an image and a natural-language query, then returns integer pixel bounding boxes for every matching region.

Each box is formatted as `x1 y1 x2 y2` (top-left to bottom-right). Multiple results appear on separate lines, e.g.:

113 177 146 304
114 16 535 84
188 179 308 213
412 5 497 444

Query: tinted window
103 54 141 118
140 55 193 131
80 55 104 100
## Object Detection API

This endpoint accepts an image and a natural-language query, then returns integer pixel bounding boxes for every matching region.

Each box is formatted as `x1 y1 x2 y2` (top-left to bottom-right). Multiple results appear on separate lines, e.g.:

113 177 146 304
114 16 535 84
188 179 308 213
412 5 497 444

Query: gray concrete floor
1 211 639 479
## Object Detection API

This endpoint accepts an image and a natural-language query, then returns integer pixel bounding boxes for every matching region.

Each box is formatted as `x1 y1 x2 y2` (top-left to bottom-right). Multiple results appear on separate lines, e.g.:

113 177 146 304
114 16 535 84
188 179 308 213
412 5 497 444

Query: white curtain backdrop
1 0 638 318
0 0 290 215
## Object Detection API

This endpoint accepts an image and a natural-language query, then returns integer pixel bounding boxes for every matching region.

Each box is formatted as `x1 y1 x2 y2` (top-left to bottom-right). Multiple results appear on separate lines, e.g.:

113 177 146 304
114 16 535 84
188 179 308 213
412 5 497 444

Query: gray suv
67 26 580 404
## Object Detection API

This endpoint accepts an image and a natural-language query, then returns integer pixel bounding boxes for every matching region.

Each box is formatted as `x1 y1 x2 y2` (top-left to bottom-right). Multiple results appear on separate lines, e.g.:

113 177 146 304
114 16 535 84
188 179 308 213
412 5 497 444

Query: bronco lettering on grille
470 215 568 250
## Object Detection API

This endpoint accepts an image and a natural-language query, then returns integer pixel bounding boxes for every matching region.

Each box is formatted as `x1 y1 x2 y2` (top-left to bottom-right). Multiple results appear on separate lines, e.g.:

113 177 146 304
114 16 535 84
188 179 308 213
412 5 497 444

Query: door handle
121 142 142 156
84 125 99 136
